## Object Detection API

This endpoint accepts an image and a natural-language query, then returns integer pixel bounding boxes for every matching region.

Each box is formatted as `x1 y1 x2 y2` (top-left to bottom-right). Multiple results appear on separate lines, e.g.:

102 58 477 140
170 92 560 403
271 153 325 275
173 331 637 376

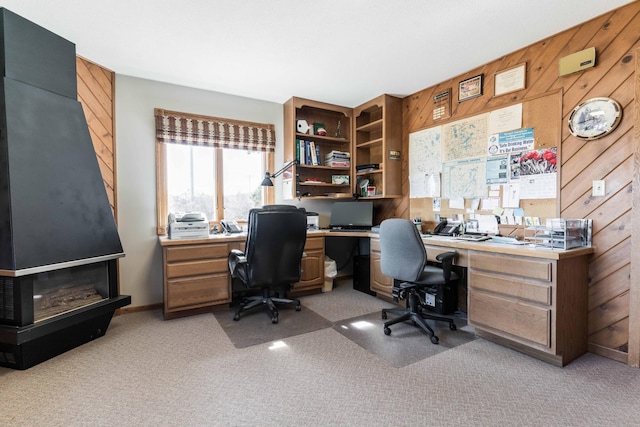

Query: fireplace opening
33 263 109 322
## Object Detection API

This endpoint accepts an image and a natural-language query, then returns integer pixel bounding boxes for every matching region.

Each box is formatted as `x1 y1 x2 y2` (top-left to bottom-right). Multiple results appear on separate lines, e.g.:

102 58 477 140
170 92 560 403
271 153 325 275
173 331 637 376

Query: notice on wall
488 103 522 134
485 155 509 184
488 128 534 155
409 126 442 198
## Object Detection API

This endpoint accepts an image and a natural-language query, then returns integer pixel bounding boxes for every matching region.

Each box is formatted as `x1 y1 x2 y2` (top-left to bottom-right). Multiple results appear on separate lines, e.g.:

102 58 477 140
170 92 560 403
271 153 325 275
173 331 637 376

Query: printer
168 212 209 239
306 212 319 230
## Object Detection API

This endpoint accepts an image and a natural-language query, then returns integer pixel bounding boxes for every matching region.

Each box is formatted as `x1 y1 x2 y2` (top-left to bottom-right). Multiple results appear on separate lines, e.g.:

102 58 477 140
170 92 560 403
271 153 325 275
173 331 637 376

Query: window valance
154 108 275 152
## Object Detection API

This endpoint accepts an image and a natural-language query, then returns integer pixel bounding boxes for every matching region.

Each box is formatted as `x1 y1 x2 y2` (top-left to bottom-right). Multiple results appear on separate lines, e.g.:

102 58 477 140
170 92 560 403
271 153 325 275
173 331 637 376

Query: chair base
381 290 456 344
233 287 301 324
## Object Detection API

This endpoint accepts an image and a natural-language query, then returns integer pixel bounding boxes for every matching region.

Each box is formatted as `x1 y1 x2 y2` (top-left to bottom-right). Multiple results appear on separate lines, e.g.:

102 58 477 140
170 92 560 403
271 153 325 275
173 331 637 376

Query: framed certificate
494 63 526 96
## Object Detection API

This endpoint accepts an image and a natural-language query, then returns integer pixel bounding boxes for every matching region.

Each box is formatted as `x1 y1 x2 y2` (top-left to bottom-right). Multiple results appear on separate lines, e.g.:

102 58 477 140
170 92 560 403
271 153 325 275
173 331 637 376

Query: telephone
433 219 461 236
220 220 243 233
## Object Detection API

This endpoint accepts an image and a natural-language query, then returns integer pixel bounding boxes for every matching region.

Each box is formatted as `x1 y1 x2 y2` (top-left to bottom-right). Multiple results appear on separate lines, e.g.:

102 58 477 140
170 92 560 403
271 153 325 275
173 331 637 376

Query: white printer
168 212 209 239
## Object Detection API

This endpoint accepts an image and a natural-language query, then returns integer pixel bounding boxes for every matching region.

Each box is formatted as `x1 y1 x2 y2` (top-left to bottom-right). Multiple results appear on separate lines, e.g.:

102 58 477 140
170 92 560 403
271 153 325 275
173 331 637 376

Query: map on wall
442 113 489 162
442 157 488 199
408 126 442 198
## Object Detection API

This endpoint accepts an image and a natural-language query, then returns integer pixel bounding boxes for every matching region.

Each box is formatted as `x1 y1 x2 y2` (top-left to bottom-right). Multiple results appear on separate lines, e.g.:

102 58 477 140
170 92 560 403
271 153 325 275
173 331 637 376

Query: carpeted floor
216 281 475 367
3 281 640 426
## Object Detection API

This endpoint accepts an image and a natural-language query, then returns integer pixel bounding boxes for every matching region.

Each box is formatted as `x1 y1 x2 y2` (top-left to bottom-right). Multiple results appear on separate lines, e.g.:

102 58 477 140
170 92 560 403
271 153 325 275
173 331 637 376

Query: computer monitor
329 201 373 230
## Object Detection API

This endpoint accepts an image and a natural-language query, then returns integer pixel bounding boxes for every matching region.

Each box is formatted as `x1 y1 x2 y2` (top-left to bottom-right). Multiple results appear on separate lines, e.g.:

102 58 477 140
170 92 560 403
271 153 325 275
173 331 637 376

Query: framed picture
458 74 483 102
494 63 526 96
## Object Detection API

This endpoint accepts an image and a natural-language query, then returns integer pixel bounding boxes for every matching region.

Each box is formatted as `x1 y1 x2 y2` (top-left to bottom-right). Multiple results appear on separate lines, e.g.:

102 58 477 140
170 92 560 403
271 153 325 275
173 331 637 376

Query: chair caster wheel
233 314 240 321
449 323 457 331
295 304 301 312
381 312 387 320
272 316 279 324
430 335 439 344
384 327 391 336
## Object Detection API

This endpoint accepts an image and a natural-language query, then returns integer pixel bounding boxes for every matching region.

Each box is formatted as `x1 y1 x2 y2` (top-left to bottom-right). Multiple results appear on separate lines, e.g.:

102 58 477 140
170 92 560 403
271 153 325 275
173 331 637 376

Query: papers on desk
489 236 527 245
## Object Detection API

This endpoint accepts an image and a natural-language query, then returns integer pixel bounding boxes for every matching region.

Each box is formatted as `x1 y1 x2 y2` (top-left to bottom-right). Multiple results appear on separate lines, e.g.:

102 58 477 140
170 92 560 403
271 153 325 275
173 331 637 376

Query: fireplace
0 9 130 369
0 258 130 369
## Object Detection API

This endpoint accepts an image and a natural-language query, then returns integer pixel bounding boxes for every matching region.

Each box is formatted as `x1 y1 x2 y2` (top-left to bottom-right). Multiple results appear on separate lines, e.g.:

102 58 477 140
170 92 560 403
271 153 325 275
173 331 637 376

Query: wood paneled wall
394 1 640 365
76 56 117 217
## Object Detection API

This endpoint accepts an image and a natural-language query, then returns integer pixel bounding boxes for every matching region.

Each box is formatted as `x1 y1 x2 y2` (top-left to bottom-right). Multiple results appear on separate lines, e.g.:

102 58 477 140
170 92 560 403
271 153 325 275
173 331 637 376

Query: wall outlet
592 180 605 197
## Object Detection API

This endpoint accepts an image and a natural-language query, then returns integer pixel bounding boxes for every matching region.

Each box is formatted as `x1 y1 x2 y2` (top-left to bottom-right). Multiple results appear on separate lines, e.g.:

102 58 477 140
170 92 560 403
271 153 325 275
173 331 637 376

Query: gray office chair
379 218 459 344
228 205 307 324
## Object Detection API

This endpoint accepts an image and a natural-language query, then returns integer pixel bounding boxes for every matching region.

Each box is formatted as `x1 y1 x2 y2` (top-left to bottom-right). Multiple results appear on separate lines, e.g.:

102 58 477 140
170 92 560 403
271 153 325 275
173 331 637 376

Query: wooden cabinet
467 250 588 366
353 94 402 199
369 238 393 299
283 97 353 199
162 241 236 319
291 236 325 293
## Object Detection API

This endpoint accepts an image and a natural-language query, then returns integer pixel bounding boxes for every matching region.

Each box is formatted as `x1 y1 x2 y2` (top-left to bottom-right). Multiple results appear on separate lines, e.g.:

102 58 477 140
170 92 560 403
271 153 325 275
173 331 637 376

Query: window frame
156 143 274 236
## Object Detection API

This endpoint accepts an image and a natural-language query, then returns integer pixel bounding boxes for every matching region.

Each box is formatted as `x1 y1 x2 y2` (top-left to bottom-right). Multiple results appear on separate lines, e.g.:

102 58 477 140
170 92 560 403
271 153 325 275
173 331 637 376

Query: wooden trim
214 148 224 221
156 142 168 235
628 46 640 367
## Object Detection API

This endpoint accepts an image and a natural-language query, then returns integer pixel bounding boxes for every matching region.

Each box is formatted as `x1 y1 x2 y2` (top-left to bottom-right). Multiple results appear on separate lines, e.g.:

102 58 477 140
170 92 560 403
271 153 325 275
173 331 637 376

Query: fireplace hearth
0 9 130 369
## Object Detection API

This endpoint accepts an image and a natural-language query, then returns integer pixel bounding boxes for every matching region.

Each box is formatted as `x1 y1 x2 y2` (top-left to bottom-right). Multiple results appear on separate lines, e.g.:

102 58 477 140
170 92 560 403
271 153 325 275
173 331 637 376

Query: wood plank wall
76 56 117 218
388 1 640 365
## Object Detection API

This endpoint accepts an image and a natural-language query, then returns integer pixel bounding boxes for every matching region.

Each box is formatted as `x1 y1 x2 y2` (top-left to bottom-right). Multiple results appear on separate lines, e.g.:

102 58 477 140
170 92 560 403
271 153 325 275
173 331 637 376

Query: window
165 145 267 223
155 109 275 235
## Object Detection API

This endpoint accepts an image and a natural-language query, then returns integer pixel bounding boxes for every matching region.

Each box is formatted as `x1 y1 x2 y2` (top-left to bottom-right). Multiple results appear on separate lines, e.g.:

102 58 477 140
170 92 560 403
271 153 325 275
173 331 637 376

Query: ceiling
1 0 635 107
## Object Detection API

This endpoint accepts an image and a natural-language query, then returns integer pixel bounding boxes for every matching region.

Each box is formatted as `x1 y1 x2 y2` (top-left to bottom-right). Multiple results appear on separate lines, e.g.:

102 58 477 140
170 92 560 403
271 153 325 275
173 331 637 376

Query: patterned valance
154 108 275 152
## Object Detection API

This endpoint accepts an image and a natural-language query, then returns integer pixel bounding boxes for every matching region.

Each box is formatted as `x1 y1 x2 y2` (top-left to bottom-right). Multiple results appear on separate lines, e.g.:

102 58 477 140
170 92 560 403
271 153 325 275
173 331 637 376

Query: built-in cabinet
160 235 325 318
283 97 353 199
283 95 402 200
353 94 402 199
290 236 325 294
369 238 393 298
369 236 591 366
162 241 240 319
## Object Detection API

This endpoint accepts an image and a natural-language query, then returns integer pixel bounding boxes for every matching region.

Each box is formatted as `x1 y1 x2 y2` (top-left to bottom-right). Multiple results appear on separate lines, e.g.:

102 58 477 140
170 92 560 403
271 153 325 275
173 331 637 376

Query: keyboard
329 228 371 232
455 234 491 242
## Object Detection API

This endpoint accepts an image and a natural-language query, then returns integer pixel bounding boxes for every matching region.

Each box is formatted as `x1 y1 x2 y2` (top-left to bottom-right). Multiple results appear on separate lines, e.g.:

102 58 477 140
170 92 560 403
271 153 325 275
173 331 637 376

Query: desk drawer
304 236 324 251
424 245 467 267
469 291 550 347
470 271 551 305
166 273 230 310
470 252 552 282
166 243 229 262
166 258 228 278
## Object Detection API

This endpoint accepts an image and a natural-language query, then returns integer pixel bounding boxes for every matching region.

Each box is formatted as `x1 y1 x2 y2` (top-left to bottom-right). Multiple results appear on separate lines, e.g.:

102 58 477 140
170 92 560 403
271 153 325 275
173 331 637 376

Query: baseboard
115 303 162 316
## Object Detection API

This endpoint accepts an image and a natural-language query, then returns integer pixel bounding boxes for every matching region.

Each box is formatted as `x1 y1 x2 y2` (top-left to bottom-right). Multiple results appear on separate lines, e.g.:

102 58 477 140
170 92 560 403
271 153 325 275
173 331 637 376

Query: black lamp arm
269 159 298 179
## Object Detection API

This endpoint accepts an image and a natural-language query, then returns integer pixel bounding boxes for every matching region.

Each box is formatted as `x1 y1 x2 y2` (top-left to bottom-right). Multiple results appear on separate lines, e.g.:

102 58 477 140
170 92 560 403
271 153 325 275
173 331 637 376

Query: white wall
115 75 285 307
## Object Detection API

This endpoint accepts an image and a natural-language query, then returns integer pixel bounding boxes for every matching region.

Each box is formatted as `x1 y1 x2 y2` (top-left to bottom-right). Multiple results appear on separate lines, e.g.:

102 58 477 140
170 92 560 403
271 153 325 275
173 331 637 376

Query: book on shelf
309 141 318 165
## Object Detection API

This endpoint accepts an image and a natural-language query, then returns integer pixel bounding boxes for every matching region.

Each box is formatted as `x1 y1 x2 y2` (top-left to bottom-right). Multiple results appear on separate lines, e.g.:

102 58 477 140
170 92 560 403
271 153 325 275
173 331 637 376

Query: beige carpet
2 283 640 426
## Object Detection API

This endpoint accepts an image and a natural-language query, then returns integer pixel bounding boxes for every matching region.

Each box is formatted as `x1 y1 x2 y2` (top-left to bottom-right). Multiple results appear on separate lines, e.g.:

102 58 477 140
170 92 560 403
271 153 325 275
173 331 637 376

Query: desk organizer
524 218 592 249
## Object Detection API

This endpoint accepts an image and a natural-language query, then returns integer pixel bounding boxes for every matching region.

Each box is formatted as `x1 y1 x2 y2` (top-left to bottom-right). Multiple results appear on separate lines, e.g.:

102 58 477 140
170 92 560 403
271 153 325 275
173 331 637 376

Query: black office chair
228 205 307 324
379 218 459 344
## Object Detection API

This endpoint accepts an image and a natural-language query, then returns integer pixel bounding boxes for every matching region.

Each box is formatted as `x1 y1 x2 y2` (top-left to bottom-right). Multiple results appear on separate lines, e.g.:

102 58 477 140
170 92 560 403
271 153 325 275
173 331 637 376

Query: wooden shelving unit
283 97 353 199
353 94 402 199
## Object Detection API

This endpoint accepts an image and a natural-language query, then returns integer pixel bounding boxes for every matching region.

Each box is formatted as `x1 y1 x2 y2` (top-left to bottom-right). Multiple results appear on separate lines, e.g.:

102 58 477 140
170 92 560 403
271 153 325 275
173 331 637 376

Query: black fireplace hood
0 8 124 274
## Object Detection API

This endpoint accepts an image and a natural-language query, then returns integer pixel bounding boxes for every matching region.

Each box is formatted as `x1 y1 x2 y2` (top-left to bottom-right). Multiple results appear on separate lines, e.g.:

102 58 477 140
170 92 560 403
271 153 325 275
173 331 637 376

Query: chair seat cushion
415 265 459 285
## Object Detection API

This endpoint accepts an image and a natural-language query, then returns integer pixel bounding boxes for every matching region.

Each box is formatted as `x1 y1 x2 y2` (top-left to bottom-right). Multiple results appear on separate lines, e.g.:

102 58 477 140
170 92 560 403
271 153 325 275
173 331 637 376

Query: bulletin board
409 90 561 228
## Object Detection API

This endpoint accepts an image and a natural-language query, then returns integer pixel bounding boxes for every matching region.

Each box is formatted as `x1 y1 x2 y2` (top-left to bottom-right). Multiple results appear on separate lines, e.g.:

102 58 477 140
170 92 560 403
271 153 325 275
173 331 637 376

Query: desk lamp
261 159 297 186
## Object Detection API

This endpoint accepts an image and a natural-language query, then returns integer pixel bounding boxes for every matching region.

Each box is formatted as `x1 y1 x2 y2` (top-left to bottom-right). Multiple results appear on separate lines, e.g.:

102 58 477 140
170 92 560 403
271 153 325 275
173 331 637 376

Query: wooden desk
370 235 593 366
160 232 593 366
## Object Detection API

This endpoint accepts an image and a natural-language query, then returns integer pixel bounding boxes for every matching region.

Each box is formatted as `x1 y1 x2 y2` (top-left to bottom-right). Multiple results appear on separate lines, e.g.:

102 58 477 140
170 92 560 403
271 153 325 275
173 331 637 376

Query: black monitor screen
330 201 373 228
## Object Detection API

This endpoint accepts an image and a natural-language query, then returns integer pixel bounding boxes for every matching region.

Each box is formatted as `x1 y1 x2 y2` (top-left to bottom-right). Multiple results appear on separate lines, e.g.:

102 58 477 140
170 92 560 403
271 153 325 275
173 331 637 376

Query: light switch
592 180 605 197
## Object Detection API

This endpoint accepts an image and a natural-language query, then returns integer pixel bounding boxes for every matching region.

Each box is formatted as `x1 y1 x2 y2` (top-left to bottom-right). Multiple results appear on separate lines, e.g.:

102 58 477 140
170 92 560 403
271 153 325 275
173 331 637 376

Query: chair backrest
379 218 427 282
243 205 307 288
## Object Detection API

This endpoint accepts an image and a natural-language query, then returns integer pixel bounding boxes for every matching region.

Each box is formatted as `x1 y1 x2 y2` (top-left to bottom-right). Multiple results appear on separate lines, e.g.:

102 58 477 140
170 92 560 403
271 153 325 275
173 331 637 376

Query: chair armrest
228 249 247 278
435 251 458 283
